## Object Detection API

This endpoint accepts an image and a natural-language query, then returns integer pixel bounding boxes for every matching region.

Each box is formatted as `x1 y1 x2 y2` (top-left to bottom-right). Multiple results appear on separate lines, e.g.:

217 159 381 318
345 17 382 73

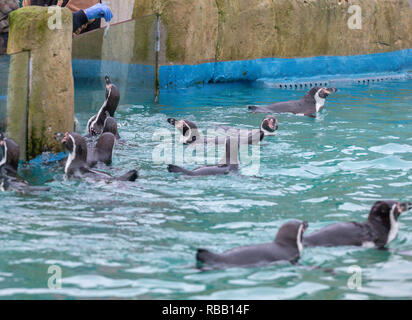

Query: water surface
1 77 412 299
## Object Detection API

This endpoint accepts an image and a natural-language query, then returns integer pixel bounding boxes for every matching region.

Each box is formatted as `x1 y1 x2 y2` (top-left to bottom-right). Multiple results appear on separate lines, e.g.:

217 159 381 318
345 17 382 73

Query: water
1 77 412 300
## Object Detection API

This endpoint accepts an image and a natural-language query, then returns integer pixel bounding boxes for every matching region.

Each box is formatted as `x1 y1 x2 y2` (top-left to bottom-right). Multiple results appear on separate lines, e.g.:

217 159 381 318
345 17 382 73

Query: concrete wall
133 0 412 65
101 0 134 26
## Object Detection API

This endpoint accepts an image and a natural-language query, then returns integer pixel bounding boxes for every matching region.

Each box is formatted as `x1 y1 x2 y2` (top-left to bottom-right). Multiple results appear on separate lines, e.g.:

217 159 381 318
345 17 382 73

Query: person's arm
72 3 113 33
72 9 88 32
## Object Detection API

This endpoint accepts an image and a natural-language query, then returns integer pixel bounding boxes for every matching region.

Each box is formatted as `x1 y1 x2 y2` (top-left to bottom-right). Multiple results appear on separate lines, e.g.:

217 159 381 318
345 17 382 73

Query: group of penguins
0 76 411 270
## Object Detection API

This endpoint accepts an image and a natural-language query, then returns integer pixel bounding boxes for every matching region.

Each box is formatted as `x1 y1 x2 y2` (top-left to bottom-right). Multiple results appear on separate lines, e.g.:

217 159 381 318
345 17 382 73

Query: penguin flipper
196 249 221 265
26 186 51 192
116 170 139 182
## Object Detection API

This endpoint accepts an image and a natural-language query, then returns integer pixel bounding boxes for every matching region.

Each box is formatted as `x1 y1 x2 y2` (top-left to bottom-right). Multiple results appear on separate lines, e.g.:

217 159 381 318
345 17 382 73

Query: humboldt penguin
248 87 337 117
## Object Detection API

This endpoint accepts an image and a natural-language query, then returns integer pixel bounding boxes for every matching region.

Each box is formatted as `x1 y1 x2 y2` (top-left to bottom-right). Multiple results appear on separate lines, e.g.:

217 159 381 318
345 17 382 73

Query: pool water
1 78 412 300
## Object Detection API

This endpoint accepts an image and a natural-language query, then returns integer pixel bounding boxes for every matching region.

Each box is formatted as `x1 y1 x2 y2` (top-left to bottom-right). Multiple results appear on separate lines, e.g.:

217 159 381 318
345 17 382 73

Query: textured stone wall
133 0 412 65
7 6 74 160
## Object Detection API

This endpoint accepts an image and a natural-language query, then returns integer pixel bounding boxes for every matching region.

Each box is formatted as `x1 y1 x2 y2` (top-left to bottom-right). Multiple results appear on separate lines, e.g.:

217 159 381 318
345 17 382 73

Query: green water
1 79 412 300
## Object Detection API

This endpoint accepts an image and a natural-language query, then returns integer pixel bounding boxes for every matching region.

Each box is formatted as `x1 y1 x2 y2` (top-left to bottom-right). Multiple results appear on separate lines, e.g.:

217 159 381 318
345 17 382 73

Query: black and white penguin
303 200 412 249
167 137 239 176
86 76 121 136
0 136 50 193
248 87 338 117
196 220 308 269
61 132 138 182
167 116 278 146
167 118 203 145
55 130 115 168
216 115 279 145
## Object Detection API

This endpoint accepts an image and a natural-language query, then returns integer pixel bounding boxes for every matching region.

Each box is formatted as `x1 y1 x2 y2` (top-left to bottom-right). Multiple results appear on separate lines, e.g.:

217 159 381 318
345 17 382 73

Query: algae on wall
7 6 74 159
133 0 412 65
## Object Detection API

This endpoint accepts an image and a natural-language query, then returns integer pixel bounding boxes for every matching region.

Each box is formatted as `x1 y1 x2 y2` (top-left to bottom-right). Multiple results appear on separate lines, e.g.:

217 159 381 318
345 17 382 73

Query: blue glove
84 4 113 22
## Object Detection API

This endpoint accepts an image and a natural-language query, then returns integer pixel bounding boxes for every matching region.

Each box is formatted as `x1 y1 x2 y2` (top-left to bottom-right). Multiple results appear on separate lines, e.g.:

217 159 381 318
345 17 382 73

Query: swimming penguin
216 115 279 145
248 87 338 117
55 130 115 168
167 116 278 146
303 200 412 249
167 137 239 176
167 118 203 145
0 136 50 193
61 132 138 182
87 132 116 167
102 112 121 139
86 76 121 136
196 220 308 269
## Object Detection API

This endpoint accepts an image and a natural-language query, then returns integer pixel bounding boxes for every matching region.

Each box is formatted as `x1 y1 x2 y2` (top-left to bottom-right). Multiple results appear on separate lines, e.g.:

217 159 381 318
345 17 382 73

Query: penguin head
0 136 20 173
275 220 309 254
104 77 120 116
102 112 119 137
168 119 199 144
61 132 88 162
261 116 279 136
105 75 112 85
306 87 338 99
368 200 410 224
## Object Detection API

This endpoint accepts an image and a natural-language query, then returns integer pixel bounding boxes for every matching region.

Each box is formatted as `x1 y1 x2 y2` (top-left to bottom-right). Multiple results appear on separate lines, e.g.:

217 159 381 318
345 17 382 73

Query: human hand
84 4 113 22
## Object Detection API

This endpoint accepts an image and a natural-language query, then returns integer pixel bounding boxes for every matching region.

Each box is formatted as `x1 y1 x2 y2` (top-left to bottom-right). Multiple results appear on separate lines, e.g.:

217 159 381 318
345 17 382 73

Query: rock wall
133 0 412 65
7 6 74 160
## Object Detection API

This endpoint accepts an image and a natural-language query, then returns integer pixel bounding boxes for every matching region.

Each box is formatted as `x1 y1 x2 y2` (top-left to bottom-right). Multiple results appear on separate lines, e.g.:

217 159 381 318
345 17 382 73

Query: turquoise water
1 78 412 300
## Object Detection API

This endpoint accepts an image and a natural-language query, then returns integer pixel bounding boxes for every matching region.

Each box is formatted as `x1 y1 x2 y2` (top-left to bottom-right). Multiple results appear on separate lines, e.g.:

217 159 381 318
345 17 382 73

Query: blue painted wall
159 49 412 89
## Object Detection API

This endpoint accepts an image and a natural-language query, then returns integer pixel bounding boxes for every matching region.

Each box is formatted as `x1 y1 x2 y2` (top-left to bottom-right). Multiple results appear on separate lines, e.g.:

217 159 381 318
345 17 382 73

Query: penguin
196 220 308 269
86 76 121 136
167 137 239 176
215 115 279 145
0 136 50 193
248 87 338 117
0 135 19 177
102 112 121 139
87 132 115 167
55 130 115 168
303 200 412 249
61 132 138 182
167 118 203 145
167 116 278 146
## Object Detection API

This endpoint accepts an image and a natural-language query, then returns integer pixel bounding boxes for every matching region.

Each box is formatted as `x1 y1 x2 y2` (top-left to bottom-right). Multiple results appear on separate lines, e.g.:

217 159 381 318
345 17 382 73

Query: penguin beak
61 132 69 144
325 88 338 94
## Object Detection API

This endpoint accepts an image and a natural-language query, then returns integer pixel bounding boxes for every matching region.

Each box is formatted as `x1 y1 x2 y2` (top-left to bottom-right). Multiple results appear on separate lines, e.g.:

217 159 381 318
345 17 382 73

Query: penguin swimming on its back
248 87 337 117
167 137 239 176
303 200 412 249
86 76 120 136
196 220 308 269
61 132 138 182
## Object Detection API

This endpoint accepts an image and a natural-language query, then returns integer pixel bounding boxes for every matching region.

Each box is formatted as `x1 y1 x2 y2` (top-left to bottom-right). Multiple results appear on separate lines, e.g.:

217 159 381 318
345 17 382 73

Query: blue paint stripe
159 49 412 89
